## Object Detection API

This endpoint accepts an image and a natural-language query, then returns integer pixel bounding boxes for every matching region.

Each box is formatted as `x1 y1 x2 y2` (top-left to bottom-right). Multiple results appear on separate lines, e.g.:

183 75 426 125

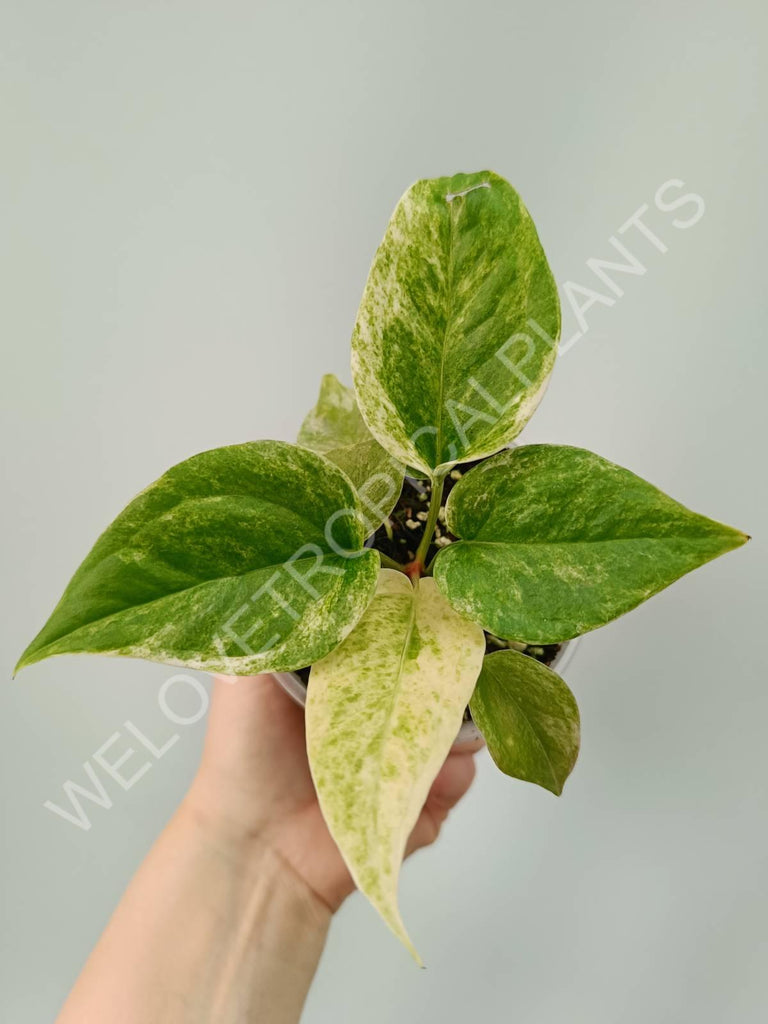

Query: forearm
57 796 331 1024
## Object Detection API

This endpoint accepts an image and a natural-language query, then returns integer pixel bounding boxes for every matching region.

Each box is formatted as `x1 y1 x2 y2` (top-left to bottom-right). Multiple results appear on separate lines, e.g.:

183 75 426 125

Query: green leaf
16 441 379 674
469 651 580 795
298 373 404 531
351 170 560 475
306 569 485 962
434 445 748 643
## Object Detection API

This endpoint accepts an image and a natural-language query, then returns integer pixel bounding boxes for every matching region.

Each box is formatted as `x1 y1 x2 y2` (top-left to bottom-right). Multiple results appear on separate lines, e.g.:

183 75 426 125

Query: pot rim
272 636 580 752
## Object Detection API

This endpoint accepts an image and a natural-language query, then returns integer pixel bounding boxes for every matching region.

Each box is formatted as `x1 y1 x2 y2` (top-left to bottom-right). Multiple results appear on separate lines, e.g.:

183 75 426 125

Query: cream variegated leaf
351 170 560 474
306 569 485 961
16 441 379 675
298 373 404 532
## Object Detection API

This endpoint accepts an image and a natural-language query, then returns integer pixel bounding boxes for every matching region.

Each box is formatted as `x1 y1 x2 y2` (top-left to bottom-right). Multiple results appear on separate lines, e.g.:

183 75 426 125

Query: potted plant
16 170 747 962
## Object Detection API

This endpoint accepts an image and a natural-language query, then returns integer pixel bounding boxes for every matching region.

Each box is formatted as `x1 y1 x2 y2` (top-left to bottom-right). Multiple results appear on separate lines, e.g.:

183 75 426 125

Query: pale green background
1 1 765 1021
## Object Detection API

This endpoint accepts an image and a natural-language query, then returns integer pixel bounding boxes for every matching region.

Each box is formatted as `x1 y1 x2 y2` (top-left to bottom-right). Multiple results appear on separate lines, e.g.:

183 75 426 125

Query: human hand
187 674 481 912
58 673 480 1023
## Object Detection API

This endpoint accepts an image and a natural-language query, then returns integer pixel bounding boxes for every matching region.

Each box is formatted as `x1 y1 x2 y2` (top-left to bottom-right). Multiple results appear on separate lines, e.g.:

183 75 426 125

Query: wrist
182 771 265 846
179 783 334 927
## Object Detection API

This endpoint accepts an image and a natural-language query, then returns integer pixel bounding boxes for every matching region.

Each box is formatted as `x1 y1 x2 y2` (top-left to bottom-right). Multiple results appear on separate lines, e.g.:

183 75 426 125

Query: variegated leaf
16 441 379 674
470 651 580 795
351 170 560 474
434 445 748 643
306 569 485 961
298 373 404 532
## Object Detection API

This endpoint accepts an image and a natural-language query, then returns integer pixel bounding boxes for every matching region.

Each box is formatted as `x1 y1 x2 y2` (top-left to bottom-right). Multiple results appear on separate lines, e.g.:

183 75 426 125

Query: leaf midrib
453 532 737 548
369 587 418 854
433 194 459 468
20 551 363 667
91 491 341 573
485 657 565 793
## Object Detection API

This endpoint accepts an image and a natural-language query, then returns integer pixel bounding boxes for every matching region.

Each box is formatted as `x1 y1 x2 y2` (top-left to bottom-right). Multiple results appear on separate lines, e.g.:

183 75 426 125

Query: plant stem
378 551 404 571
414 471 446 570
424 551 439 576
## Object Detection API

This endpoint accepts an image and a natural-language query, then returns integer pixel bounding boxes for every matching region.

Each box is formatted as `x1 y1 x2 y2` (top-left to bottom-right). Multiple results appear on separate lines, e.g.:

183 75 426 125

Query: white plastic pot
272 636 579 752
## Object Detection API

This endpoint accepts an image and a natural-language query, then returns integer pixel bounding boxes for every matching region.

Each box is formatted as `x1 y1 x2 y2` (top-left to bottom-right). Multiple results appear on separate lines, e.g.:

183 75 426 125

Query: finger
209 672 301 718
427 751 477 813
203 674 306 766
211 672 274 699
450 734 486 754
406 752 477 855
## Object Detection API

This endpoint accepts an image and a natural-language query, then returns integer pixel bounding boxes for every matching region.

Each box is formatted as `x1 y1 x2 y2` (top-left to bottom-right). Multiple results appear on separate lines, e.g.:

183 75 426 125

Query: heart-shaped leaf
470 651 580 795
306 570 485 961
433 445 748 643
16 441 379 674
298 374 404 531
351 170 560 475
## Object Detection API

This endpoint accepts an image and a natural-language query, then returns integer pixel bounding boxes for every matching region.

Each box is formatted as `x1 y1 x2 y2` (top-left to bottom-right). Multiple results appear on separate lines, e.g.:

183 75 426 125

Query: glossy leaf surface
17 441 379 674
434 445 748 642
352 171 560 474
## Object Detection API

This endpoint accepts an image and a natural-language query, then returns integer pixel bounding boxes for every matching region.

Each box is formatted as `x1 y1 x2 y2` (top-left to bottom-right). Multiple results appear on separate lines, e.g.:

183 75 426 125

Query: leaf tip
400 931 424 968
719 526 750 556
13 649 32 676
14 635 51 676
720 524 750 549
379 904 423 965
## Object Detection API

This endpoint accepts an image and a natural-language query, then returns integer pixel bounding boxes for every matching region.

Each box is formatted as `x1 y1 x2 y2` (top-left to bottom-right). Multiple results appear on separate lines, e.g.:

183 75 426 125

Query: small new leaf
298 373 404 531
16 441 379 675
434 445 748 643
306 570 485 962
470 651 580 795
